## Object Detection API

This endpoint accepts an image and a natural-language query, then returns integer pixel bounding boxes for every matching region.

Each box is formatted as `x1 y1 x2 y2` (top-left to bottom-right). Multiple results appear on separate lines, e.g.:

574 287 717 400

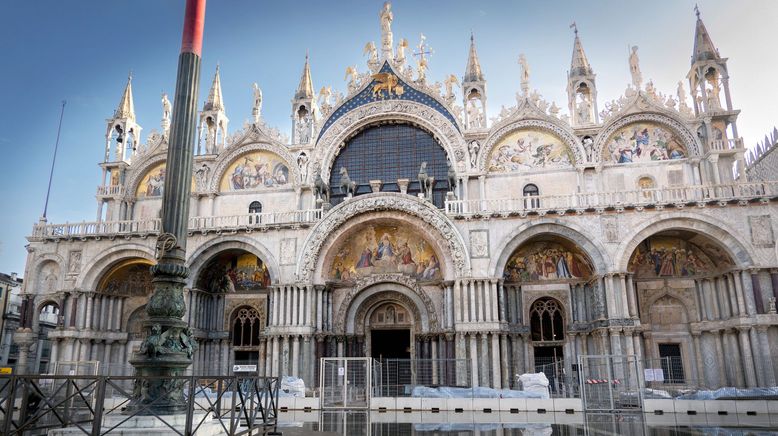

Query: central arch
297 193 470 283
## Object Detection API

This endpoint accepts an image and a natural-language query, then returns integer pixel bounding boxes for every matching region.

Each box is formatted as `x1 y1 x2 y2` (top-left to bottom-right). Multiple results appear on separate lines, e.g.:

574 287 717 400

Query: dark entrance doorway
534 345 564 394
371 329 411 359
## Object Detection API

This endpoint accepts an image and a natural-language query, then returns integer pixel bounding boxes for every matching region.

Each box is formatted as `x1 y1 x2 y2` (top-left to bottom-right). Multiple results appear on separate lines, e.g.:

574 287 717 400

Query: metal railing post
91 376 107 436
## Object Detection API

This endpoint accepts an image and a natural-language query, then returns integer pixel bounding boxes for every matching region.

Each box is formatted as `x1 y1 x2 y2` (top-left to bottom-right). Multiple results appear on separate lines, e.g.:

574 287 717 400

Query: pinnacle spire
464 32 484 82
203 64 225 111
569 22 592 77
295 52 314 100
114 73 136 121
692 5 720 63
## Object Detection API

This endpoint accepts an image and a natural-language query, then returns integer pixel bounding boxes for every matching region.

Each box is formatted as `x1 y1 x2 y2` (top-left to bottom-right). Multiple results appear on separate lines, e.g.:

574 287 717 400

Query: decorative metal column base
126 263 196 415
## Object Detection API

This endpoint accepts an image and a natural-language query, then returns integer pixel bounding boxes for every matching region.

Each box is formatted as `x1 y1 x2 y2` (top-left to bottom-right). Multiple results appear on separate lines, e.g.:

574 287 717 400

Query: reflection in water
277 410 777 436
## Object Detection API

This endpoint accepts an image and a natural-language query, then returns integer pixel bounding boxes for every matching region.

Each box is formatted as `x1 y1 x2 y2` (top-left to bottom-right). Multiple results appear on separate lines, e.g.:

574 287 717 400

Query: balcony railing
444 181 778 217
31 209 322 240
709 138 744 152
95 185 125 196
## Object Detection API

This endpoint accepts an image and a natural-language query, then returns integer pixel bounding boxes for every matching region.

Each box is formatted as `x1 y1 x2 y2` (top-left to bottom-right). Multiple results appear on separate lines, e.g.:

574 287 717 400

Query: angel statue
161 92 171 132
345 65 360 92
395 38 409 66
629 46 642 89
364 41 379 69
443 74 459 102
318 86 332 106
251 83 262 122
518 54 530 94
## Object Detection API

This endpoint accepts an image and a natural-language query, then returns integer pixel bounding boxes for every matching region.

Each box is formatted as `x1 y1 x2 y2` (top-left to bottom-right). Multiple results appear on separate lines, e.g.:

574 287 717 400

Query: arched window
523 183 540 209
328 123 450 207
232 307 262 348
248 201 262 224
530 298 564 342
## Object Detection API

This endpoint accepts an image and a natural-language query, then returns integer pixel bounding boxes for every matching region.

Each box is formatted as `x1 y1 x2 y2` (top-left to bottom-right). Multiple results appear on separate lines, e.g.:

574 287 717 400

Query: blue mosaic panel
317 62 460 141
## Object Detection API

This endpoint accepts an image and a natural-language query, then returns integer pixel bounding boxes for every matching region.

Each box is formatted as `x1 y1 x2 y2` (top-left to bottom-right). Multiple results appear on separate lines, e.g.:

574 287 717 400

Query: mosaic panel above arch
134 162 196 198
503 236 594 282
487 129 574 172
628 232 733 278
602 122 687 164
219 150 291 192
197 250 271 292
328 221 442 283
97 259 154 296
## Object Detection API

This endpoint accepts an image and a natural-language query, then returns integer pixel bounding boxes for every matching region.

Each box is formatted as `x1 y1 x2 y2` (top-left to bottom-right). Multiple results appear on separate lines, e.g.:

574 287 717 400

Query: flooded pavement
276 410 778 435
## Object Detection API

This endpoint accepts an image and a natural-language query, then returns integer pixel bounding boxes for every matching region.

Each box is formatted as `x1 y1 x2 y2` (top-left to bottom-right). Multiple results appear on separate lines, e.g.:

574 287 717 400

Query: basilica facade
16 5 778 392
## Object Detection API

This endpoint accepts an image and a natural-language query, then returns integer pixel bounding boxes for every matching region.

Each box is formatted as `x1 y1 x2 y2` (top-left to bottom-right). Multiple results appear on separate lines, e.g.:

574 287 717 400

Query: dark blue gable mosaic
317 62 460 141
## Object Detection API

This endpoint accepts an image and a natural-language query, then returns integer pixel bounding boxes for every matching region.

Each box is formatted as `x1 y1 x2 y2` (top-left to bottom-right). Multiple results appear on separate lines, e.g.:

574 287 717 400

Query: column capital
736 326 752 334
755 325 769 334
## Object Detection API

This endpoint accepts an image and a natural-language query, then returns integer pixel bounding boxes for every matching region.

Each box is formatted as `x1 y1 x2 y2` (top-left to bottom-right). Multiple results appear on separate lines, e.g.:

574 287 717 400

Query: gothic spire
569 23 592 77
114 73 136 121
692 5 720 63
203 64 224 111
464 32 484 83
295 53 314 100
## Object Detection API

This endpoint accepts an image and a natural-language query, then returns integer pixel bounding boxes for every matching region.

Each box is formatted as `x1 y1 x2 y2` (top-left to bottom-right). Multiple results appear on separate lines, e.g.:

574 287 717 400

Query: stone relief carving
280 238 297 266
749 215 774 246
67 250 82 275
470 230 489 258
333 272 438 334
194 163 210 192
601 216 620 243
297 194 468 282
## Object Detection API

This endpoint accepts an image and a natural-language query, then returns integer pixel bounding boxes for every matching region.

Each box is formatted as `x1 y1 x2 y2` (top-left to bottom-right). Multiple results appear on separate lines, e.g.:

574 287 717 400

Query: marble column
756 326 775 386
750 270 765 314
605 274 619 318
292 335 300 377
737 327 758 388
500 333 509 388
469 334 479 387
480 333 490 387
713 330 727 388
731 272 747 316
692 332 705 385
491 333 501 389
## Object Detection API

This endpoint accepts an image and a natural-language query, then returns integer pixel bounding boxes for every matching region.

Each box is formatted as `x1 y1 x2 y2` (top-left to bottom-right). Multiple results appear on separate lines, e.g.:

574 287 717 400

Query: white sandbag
280 376 305 397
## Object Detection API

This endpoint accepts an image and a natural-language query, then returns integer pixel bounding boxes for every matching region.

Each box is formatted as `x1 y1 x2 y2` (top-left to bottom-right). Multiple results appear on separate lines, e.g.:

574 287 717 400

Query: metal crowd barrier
0 373 279 436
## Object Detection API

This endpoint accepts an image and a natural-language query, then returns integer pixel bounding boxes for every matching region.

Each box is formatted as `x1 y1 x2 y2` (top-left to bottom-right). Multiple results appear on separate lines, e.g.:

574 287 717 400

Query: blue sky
1 0 777 277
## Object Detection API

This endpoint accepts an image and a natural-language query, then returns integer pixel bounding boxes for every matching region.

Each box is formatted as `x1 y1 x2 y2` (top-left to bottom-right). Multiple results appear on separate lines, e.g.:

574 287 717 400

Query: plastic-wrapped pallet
280 376 306 397
518 373 550 399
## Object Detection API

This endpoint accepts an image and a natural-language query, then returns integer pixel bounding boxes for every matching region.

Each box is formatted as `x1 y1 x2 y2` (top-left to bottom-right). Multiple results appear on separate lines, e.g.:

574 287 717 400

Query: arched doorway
627 229 737 388
529 297 565 384
367 302 413 360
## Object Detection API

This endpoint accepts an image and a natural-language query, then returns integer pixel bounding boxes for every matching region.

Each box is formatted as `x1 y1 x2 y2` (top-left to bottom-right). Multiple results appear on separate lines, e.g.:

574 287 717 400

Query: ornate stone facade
17 4 778 392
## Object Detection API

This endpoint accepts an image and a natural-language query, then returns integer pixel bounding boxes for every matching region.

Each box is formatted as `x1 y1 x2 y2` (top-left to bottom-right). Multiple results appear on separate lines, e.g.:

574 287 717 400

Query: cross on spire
413 33 433 61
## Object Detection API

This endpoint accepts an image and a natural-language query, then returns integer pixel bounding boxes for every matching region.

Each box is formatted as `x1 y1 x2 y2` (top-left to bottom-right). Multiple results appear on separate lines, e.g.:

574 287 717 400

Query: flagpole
42 101 66 220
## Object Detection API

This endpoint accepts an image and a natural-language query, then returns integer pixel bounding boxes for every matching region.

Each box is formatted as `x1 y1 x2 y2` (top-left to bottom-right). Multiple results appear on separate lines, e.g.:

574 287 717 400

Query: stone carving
297 152 309 183
466 99 484 129
629 46 642 89
601 216 620 243
161 93 171 133
470 230 489 258
518 54 530 94
194 163 210 192
280 238 297 266
252 83 262 122
295 114 312 144
749 215 774 246
333 272 439 334
364 41 379 70
339 167 357 197
443 74 458 104
468 140 480 169
379 1 393 57
296 193 468 281
67 250 82 275
344 66 361 93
